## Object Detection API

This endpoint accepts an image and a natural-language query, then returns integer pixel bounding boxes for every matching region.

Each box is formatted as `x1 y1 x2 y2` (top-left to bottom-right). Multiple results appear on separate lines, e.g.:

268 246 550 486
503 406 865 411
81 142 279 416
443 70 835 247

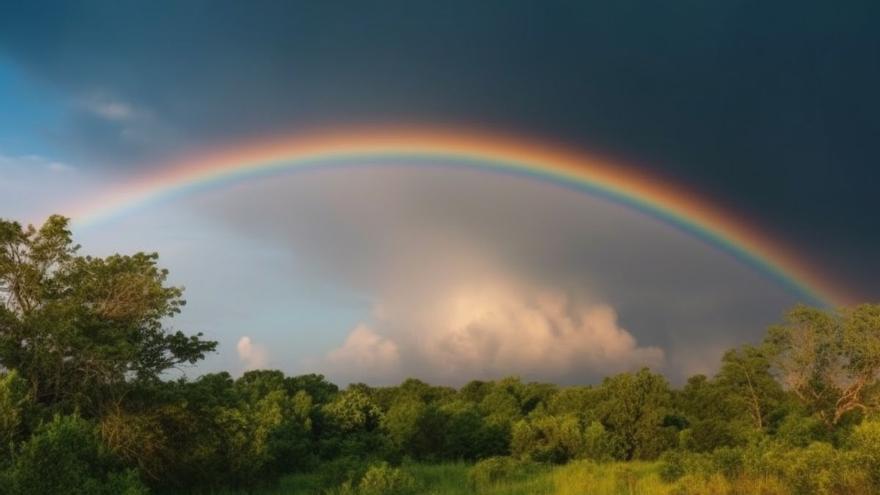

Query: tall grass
208 459 870 495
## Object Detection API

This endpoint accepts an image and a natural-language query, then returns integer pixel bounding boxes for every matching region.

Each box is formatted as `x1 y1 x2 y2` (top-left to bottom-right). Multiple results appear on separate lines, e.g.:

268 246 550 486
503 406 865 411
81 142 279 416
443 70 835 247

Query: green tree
595 368 677 460
510 413 585 463
715 345 784 431
440 401 508 460
765 304 880 427
285 374 339 405
0 216 216 414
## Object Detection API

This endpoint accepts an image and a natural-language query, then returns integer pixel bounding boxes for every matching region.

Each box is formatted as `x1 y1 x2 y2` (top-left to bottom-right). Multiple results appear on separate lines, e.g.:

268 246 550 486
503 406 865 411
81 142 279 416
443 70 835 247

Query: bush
357 462 417 495
9 414 147 495
581 420 615 462
764 442 867 495
659 451 687 482
850 418 880 489
511 414 584 463
774 414 830 448
711 446 745 480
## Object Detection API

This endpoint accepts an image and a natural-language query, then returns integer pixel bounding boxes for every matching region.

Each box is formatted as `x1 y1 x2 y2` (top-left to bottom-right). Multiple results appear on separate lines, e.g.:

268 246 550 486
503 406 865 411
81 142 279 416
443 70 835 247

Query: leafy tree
235 369 287 403
285 373 339 404
546 386 598 417
0 216 216 414
511 413 585 463
440 401 508 460
382 395 446 460
582 420 614 461
595 368 677 460
765 304 880 427
715 345 784 431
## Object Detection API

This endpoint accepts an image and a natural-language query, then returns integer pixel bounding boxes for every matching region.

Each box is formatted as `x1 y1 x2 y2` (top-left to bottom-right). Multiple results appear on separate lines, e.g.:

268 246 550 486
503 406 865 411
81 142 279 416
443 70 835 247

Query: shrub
659 451 687 482
9 414 147 495
850 418 880 489
764 442 869 495
511 414 585 463
582 420 614 461
357 462 417 495
711 446 745 480
774 413 830 448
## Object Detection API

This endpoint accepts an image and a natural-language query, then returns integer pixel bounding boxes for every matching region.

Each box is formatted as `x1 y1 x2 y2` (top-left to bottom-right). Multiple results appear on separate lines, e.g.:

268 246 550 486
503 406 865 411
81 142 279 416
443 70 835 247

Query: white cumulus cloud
320 276 664 385
325 325 401 383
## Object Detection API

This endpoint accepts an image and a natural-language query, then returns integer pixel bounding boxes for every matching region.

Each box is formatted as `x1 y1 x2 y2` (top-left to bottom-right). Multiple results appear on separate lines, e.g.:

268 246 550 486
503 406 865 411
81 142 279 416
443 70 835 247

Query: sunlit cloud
320 274 663 385
236 336 269 371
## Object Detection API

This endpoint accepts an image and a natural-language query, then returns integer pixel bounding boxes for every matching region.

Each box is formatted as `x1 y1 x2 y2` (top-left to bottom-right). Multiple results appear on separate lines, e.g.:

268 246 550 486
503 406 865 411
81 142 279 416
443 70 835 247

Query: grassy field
207 460 790 495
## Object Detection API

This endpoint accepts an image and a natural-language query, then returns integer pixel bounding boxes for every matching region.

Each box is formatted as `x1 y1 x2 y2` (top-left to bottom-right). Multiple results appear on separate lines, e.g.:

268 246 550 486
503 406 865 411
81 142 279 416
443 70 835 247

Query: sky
0 1 877 385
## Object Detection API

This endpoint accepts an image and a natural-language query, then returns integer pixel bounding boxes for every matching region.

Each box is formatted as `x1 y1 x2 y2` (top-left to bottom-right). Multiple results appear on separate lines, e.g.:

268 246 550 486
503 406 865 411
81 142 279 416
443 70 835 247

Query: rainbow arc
69 128 852 307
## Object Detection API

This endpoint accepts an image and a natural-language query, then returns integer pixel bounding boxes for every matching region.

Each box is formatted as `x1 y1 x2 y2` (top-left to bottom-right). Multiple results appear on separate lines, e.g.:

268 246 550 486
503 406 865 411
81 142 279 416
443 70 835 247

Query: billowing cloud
321 276 663 385
236 336 269 371
325 325 401 383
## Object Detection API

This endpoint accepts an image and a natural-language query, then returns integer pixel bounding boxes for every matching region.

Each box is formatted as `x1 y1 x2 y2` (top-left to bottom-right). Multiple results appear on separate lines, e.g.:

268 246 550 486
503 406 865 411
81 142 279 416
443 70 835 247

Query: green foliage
0 216 216 414
440 401 508 460
765 304 880 427
849 417 880 489
323 389 383 432
595 369 678 460
774 410 831 447
7 414 147 495
5 215 880 493
511 413 586 463
356 462 417 495
0 371 30 466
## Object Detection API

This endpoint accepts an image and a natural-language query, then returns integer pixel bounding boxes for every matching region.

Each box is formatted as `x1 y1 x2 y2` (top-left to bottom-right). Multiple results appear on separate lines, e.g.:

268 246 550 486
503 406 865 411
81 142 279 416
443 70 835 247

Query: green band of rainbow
69 129 851 307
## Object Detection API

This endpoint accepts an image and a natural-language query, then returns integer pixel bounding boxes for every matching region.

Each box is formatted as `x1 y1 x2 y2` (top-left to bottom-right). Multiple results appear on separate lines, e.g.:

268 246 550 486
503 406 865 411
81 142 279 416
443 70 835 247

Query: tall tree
765 304 880 427
715 344 784 431
0 216 216 413
595 368 677 460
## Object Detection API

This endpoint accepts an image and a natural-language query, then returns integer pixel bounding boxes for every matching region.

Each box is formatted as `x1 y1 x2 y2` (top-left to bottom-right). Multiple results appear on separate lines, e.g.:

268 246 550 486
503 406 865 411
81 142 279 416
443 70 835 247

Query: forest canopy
1 216 879 495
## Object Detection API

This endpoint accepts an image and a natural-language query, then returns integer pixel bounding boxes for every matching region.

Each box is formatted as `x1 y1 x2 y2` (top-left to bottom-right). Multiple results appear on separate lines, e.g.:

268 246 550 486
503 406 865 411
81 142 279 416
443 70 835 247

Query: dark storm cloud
1 0 877 296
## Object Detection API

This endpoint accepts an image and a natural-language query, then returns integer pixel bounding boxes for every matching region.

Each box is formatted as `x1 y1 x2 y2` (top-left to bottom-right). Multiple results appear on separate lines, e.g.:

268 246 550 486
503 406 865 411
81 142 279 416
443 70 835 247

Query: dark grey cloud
1 1 876 297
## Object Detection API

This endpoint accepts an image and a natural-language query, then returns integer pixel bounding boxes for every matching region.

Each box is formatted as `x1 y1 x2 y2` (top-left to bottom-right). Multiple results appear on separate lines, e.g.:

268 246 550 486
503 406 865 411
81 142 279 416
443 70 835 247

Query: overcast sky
0 1 877 384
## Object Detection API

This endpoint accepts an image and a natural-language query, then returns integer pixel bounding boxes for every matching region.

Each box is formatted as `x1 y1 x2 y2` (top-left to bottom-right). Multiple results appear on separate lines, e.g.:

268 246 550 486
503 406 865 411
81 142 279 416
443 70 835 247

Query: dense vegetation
1 216 879 494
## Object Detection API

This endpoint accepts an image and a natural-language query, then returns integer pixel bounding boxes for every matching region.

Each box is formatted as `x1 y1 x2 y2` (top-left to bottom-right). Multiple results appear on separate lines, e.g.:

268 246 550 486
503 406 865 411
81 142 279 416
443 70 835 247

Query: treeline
1 216 880 495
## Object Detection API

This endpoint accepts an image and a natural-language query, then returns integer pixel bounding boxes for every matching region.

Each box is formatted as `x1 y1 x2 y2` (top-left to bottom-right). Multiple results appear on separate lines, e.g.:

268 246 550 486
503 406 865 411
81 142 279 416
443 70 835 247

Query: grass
179 459 866 495
209 461 679 495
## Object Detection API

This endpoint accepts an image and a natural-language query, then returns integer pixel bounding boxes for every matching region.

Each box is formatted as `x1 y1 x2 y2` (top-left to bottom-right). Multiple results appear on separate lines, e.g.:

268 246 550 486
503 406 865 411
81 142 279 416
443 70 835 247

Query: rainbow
69 128 852 306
